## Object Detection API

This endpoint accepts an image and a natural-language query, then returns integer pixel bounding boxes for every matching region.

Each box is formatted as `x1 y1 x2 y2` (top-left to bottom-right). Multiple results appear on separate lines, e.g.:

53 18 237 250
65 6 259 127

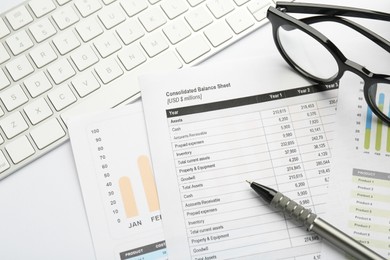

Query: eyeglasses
267 2 390 124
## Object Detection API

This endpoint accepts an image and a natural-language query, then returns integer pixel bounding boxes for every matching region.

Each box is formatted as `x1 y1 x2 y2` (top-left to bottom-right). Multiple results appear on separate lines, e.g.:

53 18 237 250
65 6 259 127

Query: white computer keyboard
0 0 274 180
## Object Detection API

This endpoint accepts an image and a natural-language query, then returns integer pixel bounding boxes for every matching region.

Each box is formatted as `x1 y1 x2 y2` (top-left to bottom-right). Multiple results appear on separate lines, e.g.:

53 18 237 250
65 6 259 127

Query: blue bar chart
362 92 390 154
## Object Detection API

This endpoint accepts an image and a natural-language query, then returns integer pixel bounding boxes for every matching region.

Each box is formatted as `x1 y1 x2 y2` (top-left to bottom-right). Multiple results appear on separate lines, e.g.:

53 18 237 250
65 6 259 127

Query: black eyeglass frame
267 2 390 124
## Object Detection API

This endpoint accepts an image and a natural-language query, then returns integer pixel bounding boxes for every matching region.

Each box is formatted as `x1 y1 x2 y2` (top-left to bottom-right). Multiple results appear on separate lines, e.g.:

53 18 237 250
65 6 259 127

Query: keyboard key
47 59 76 84
0 151 10 173
52 5 80 30
176 34 210 63
71 45 99 71
30 42 58 68
116 20 145 45
74 0 102 17
207 0 235 18
94 33 122 58
138 7 167 32
6 6 33 30
0 69 10 90
72 72 101 97
226 9 254 34
140 32 169 57
247 0 270 14
5 135 35 164
6 30 34 55
48 84 77 110
29 0 56 18
53 30 81 55
98 4 126 29
118 45 147 70
0 85 29 111
24 97 53 124
29 18 57 42
204 21 232 47
75 18 103 42
248 0 270 21
148 0 161 4
95 58 123 84
0 18 10 39
163 20 191 44
6 55 34 81
161 0 189 19
141 50 183 71
30 118 65 149
0 112 29 139
120 0 148 17
24 71 53 97
185 7 213 31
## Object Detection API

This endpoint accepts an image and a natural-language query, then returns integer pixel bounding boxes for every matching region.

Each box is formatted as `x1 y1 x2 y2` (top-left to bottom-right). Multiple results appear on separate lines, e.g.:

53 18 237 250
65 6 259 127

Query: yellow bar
375 96 384 151
375 119 383 151
138 155 160 212
364 129 371 150
119 176 138 218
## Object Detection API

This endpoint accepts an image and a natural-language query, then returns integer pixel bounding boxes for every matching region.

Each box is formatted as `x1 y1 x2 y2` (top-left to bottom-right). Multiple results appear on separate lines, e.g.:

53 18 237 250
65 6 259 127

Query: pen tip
246 180 252 185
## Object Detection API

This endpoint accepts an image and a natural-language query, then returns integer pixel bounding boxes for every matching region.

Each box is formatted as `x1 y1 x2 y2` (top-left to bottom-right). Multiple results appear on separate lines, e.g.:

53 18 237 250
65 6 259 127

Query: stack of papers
68 57 389 260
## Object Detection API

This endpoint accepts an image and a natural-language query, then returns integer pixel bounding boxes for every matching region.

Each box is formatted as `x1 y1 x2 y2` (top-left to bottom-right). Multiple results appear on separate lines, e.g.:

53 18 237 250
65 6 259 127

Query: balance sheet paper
140 57 338 259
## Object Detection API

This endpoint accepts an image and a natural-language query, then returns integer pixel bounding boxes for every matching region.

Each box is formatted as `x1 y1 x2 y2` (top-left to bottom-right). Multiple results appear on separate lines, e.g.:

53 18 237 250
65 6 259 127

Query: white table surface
0 0 388 259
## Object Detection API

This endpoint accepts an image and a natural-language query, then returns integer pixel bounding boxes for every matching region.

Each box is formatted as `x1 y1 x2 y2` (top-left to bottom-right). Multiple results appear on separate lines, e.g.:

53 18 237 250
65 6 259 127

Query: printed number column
294 98 336 214
261 106 311 247
289 100 333 247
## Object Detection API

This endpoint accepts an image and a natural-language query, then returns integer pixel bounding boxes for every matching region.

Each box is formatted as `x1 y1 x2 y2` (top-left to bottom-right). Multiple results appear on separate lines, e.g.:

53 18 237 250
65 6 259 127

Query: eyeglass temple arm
276 2 390 22
300 16 390 53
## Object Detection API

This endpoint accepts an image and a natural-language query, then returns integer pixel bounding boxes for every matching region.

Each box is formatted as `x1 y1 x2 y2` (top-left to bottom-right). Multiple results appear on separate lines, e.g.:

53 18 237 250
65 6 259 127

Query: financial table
349 168 390 258
166 84 338 259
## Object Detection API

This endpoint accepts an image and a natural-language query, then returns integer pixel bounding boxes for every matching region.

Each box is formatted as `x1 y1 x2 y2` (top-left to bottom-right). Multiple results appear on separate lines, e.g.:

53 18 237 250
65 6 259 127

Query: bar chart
86 112 163 238
69 105 167 260
320 78 390 259
358 88 390 155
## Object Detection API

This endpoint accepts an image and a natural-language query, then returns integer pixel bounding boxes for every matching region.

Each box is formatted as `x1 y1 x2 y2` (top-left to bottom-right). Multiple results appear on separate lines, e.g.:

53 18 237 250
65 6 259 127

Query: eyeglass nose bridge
343 59 374 80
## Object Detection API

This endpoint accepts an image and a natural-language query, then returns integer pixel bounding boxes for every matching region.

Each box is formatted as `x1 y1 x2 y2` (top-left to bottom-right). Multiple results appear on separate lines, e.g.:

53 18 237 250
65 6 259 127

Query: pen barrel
270 192 317 229
312 218 386 260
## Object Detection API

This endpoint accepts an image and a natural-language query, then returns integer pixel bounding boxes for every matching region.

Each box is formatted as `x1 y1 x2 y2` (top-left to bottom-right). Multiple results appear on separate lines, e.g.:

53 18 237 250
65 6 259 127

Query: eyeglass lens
277 24 339 81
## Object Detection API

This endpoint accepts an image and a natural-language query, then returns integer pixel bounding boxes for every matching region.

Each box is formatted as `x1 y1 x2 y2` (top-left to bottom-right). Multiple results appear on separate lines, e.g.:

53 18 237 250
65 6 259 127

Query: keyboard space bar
61 51 182 125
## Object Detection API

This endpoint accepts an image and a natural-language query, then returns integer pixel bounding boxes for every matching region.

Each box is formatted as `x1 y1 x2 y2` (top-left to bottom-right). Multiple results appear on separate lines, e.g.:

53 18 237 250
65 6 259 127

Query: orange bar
119 176 138 218
138 155 160 212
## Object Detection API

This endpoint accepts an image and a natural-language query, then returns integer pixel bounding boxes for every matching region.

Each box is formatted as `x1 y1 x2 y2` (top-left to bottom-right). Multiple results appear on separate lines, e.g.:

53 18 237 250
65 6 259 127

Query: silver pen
247 181 385 260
